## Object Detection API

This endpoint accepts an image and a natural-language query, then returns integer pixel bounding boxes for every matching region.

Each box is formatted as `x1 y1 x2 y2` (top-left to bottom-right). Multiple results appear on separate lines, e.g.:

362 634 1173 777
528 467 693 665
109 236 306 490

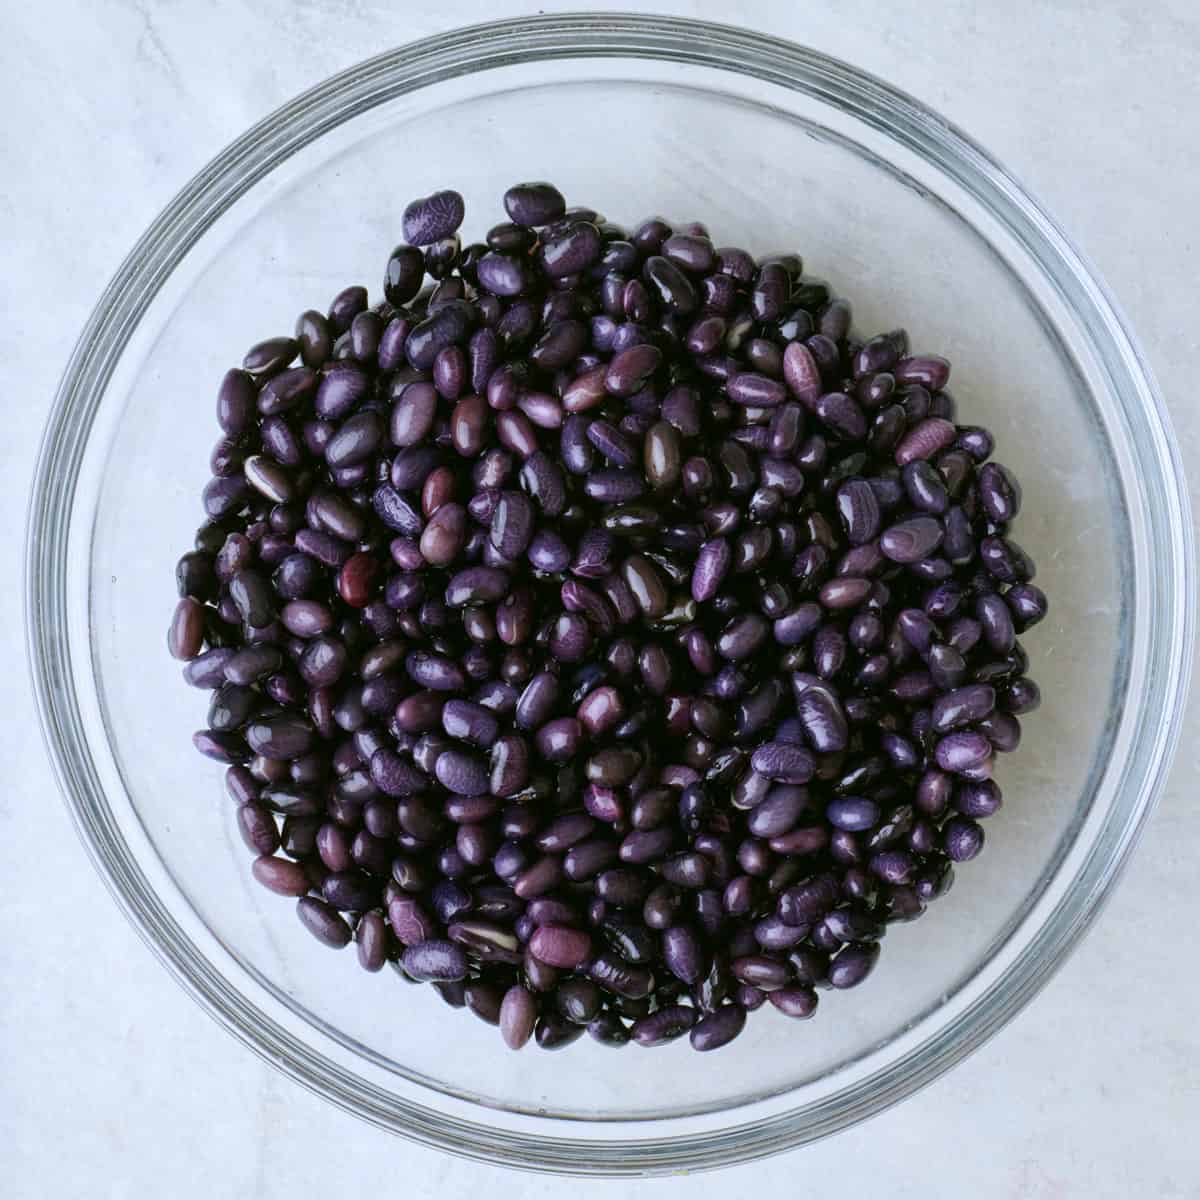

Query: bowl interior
75 60 1125 1128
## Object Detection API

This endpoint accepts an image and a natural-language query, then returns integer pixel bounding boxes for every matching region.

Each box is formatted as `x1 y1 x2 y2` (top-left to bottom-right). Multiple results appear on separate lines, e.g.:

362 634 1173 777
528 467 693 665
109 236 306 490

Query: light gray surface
2 1 1197 1196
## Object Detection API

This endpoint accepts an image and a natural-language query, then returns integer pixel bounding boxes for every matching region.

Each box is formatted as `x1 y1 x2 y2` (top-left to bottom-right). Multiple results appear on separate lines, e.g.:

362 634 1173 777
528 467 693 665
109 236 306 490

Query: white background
3 2 1199 1196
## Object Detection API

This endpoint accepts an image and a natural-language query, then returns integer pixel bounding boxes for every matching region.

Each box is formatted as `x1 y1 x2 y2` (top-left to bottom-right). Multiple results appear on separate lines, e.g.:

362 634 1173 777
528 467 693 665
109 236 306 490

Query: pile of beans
168 182 1046 1052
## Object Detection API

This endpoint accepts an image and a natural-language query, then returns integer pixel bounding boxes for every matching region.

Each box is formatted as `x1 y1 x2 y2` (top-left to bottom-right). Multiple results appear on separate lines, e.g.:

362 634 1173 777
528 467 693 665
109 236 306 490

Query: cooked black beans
172 184 1045 1053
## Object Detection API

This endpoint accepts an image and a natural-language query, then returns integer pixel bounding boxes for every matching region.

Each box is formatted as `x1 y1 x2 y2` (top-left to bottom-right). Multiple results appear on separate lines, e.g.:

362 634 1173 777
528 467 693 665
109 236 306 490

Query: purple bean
934 731 994 774
499 985 538 1050
931 684 997 732
167 598 206 660
297 897 352 948
355 911 389 972
770 986 819 1019
402 190 464 246
402 939 468 982
527 924 592 970
689 1004 746 1051
828 941 880 988
251 854 309 896
750 741 815 785
173 184 1045 1053
588 953 654 1000
727 372 786 408
629 1004 697 1047
216 369 256 436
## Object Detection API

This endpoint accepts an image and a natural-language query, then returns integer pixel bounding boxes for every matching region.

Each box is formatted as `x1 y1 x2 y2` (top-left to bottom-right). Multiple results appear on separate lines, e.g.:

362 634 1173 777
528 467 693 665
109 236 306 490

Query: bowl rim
25 11 1195 1175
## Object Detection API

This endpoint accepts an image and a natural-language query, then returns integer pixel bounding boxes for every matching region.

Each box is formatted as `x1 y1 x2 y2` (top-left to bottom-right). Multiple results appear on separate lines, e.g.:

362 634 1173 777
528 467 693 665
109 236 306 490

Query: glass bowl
27 13 1193 1176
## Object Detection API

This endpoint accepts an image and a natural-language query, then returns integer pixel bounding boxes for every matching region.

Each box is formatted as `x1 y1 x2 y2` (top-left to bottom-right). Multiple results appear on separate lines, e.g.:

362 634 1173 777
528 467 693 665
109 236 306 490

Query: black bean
534 1012 586 1050
627 1004 695 1047
498 985 538 1049
689 1004 746 1051
322 870 378 911
828 941 881 988
173 184 1044 1054
588 953 654 1000
402 938 468 982
750 741 815 784
402 190 464 247
297 897 352 948
836 478 881 545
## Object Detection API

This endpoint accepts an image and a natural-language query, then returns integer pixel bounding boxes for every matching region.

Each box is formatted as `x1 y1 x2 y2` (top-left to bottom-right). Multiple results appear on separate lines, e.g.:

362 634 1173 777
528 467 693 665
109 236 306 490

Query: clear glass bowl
26 13 1193 1176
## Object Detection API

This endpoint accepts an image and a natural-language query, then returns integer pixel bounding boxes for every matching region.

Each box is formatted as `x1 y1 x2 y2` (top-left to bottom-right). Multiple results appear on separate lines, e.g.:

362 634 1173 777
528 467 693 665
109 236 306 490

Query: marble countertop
3 2 1198 1196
